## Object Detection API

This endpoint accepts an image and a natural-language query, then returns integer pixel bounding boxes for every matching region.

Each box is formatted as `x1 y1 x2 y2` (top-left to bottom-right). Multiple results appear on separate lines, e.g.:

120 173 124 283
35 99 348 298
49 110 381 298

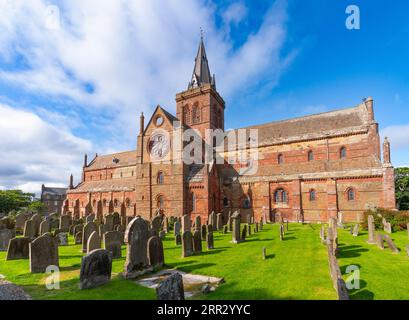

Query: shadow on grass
348 280 374 300
337 244 369 258
282 236 297 241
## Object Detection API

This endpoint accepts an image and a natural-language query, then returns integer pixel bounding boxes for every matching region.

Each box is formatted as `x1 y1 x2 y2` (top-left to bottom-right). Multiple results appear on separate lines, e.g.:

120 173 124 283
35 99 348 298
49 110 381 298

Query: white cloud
0 103 92 195
380 124 409 150
222 2 248 26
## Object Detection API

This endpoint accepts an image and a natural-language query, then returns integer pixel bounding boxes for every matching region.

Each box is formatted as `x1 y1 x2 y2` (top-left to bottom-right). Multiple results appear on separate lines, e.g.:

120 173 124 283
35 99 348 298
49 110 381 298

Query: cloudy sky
0 0 408 195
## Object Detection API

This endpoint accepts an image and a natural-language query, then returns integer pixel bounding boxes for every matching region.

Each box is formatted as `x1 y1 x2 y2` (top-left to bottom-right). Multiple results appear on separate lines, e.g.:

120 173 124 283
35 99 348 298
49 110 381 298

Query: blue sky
0 0 408 195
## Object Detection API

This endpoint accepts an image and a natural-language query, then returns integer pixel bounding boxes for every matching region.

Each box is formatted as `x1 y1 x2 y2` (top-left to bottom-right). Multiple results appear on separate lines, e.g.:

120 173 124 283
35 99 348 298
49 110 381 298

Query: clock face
149 133 170 159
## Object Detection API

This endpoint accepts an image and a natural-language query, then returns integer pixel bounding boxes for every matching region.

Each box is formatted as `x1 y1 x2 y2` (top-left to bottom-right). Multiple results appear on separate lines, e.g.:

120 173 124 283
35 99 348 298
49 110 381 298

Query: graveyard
1 214 409 300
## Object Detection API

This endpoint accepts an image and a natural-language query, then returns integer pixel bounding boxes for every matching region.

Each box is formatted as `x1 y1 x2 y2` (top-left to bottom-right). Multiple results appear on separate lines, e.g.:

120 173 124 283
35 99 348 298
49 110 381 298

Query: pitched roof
85 150 137 171
68 177 136 193
42 186 67 196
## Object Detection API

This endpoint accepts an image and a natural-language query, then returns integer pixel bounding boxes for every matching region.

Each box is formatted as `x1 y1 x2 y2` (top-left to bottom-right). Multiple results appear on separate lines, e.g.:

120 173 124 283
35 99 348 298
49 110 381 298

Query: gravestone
279 224 284 241
286 220 289 231
115 224 126 233
384 222 392 234
326 227 338 255
259 219 263 230
15 212 30 231
73 224 83 237
247 224 251 236
367 215 376 244
174 220 181 236
182 231 193 257
59 215 70 232
194 216 201 233
31 214 42 237
216 213 223 231
151 215 162 236
181 215 191 233
124 217 151 279
255 222 259 233
0 229 15 251
156 272 184 300
104 231 122 259
163 217 169 233
39 220 50 235
208 211 216 229
201 224 207 240
75 231 83 244
193 230 202 253
147 236 164 267
86 214 95 223
29 233 59 273
206 232 214 249
79 249 112 290
159 230 165 240
376 233 384 249
231 211 241 244
241 225 247 241
23 220 36 239
105 214 114 232
82 222 98 253
175 233 181 245
223 225 228 234
99 224 106 238
69 225 74 236
57 232 68 246
383 235 399 253
6 237 30 260
262 247 266 260
352 224 359 237
112 212 121 228
87 231 101 253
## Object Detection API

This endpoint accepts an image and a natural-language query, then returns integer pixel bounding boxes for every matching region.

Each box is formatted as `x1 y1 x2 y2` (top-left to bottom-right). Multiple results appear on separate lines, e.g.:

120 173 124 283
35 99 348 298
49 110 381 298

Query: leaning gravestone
29 233 59 273
31 214 42 237
156 272 184 300
82 222 98 253
57 232 68 246
231 211 241 243
193 230 202 253
87 231 101 253
0 229 15 251
59 215 70 232
123 217 151 279
147 236 164 267
104 231 122 259
39 220 50 235
6 237 31 260
182 231 193 257
383 235 399 253
367 215 376 244
376 233 384 249
79 249 112 290
23 220 36 239
206 232 214 250
15 212 30 231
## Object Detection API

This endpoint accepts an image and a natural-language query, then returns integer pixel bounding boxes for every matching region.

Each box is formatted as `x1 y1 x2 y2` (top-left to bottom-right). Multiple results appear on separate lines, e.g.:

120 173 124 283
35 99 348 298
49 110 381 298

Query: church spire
188 32 215 89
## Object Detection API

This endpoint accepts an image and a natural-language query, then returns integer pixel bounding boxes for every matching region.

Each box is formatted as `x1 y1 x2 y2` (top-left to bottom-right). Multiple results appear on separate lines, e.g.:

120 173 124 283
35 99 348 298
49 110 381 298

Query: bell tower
176 36 225 138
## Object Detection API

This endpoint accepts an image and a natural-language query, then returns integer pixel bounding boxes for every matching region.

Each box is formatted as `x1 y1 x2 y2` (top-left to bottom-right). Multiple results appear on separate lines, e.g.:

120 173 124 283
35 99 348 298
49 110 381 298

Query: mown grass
0 222 407 300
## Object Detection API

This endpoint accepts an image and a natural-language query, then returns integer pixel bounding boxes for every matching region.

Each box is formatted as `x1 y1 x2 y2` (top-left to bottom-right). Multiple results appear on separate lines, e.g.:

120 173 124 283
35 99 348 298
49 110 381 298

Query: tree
28 200 47 215
0 190 34 214
395 167 409 210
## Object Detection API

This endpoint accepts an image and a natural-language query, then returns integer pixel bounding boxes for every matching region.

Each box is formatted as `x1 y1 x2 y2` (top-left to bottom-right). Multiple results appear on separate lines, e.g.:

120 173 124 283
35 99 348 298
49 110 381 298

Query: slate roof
85 150 137 171
67 177 136 193
42 186 67 196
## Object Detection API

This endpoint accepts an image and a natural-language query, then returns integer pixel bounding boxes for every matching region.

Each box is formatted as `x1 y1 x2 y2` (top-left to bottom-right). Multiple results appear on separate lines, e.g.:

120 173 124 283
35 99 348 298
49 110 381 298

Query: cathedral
63 38 396 223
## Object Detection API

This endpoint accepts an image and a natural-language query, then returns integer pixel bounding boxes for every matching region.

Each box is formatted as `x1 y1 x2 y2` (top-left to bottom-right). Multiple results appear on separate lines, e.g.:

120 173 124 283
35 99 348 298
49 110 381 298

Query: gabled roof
143 105 179 135
42 186 67 196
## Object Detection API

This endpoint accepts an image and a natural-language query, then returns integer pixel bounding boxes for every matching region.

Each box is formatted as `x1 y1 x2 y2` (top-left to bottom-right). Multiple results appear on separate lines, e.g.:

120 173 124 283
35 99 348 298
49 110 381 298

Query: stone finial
69 174 74 189
140 112 145 134
364 96 374 121
383 136 391 164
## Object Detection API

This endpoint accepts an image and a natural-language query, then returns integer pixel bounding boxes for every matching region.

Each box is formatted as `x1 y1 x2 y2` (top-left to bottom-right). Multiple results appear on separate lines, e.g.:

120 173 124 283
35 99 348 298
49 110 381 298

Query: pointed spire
188 32 214 89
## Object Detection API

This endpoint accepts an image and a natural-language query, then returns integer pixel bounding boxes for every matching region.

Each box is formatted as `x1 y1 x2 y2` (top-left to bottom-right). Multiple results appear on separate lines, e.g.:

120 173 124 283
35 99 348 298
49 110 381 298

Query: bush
361 208 409 232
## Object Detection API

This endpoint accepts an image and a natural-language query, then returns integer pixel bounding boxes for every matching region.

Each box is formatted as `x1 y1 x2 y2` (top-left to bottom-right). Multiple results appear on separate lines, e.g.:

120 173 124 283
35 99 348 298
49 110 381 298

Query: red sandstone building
63 39 395 223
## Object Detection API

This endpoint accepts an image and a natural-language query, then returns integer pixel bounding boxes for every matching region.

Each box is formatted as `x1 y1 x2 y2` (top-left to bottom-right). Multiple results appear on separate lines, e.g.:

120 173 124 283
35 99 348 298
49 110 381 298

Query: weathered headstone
59 215 70 232
201 224 207 240
193 230 202 253
247 224 251 236
175 233 182 245
124 217 151 279
182 231 193 257
6 237 30 260
223 225 228 234
99 224 106 238
279 224 284 241
31 214 42 237
352 224 359 237
75 231 83 244
82 221 97 253
39 220 50 235
86 214 95 223
174 220 181 236
376 233 384 249
216 213 223 231
262 247 266 260
105 214 114 232
241 224 247 241
156 272 184 300
255 222 259 233
79 249 112 290
231 211 241 244
384 222 392 234
367 215 376 244
57 232 68 246
103 231 122 259
87 231 101 253
208 211 216 228
29 233 59 273
147 236 164 267
112 212 121 227
383 235 399 253
73 224 83 237
23 220 36 239
0 229 15 251
15 212 30 231
206 232 214 249
163 217 169 233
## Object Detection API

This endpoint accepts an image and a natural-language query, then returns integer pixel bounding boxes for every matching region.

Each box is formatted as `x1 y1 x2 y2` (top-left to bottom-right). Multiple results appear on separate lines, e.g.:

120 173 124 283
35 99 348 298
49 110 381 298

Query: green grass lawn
337 226 409 300
0 223 408 300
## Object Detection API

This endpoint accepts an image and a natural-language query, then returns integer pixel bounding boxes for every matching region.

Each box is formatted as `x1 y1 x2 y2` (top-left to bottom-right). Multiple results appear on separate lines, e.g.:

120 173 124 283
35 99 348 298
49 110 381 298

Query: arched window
340 147 347 159
309 189 316 201
274 189 288 203
192 193 197 212
157 195 164 209
308 150 314 161
278 153 284 164
157 171 164 185
223 196 229 207
184 106 191 125
347 188 355 201
243 195 252 209
192 105 201 124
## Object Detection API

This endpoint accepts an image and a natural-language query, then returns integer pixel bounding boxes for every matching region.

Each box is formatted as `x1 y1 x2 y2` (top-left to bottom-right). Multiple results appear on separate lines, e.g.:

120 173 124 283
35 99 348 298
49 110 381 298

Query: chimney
83 154 88 167
140 112 145 134
364 97 374 122
383 137 391 164
69 174 74 189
